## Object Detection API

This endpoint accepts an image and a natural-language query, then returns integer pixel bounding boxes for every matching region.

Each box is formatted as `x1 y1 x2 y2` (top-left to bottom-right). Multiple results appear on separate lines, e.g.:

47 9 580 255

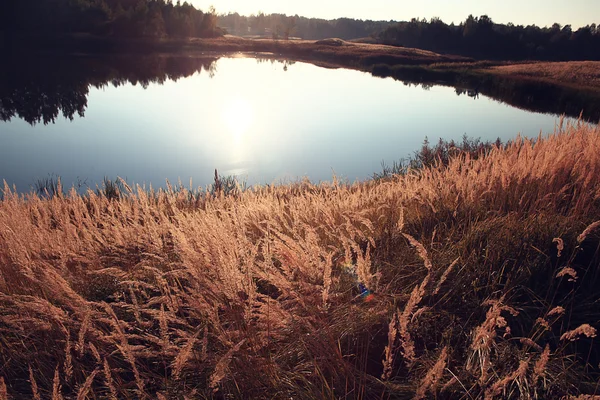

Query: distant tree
283 16 296 39
199 6 218 37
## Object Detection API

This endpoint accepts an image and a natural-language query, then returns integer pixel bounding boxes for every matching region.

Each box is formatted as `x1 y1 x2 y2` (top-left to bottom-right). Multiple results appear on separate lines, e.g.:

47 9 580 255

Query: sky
189 0 598 29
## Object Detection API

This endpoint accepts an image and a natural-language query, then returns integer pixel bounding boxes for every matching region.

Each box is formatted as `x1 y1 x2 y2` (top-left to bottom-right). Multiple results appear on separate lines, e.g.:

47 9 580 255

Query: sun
222 96 254 139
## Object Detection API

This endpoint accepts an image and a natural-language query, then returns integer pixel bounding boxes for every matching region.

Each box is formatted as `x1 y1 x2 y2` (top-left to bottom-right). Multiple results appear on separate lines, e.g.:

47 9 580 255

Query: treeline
378 15 600 61
1 0 221 39
218 13 396 40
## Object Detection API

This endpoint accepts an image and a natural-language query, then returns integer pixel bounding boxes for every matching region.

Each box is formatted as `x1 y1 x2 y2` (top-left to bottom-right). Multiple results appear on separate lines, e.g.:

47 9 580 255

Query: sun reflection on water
220 95 254 177
222 96 254 139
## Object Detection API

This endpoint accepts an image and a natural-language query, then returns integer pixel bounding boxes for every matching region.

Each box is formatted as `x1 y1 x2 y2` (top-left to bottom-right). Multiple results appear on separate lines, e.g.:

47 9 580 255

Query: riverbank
487 61 600 92
3 34 469 65
0 122 599 398
6 34 600 94
369 62 600 122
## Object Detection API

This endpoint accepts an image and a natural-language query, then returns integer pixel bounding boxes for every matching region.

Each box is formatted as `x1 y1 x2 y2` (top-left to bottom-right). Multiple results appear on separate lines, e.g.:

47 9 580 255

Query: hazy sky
190 0 598 28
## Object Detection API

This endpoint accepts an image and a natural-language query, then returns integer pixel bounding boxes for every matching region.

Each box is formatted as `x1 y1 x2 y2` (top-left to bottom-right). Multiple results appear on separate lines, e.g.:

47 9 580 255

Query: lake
0 54 584 193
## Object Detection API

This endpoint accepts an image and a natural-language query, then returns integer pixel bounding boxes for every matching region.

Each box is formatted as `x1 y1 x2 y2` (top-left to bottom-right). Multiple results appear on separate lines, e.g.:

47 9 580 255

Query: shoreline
6 34 600 93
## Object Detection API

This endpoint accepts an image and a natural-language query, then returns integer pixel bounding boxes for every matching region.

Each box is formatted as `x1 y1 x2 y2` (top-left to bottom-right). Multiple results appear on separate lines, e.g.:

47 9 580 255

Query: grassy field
1 120 600 399
208 36 470 64
487 61 600 92
7 34 469 65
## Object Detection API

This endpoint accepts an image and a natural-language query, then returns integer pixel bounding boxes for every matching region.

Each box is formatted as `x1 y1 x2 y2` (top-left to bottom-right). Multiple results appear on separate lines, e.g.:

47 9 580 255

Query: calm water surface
0 55 571 192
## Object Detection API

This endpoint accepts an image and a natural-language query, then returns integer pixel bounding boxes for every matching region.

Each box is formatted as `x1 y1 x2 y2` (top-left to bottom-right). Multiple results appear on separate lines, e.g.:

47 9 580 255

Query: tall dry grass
490 61 600 91
0 120 599 398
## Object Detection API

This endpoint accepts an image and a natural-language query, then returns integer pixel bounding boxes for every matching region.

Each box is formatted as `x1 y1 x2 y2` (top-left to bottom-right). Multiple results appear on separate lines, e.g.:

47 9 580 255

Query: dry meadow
1 120 600 399
490 61 600 91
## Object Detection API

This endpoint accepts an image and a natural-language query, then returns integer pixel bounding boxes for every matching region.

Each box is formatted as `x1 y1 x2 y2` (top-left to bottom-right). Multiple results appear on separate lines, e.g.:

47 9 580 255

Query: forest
1 0 221 39
378 15 600 60
2 1 600 62
217 12 396 40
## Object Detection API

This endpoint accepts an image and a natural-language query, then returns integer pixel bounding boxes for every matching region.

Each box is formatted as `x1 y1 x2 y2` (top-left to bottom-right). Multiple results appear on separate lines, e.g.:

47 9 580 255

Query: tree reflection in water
0 55 219 125
2 53 599 125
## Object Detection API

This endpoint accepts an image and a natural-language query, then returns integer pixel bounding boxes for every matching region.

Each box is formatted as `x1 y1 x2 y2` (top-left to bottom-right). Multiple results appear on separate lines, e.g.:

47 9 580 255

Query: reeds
0 121 599 398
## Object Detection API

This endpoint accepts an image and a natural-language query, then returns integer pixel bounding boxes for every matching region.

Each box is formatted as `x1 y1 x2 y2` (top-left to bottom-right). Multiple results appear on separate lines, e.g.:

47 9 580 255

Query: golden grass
1 120 600 398
489 61 600 91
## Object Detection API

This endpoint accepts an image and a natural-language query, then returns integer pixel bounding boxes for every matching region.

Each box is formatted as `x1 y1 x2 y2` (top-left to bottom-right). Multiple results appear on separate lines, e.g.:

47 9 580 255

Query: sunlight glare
222 96 254 139
219 95 255 177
